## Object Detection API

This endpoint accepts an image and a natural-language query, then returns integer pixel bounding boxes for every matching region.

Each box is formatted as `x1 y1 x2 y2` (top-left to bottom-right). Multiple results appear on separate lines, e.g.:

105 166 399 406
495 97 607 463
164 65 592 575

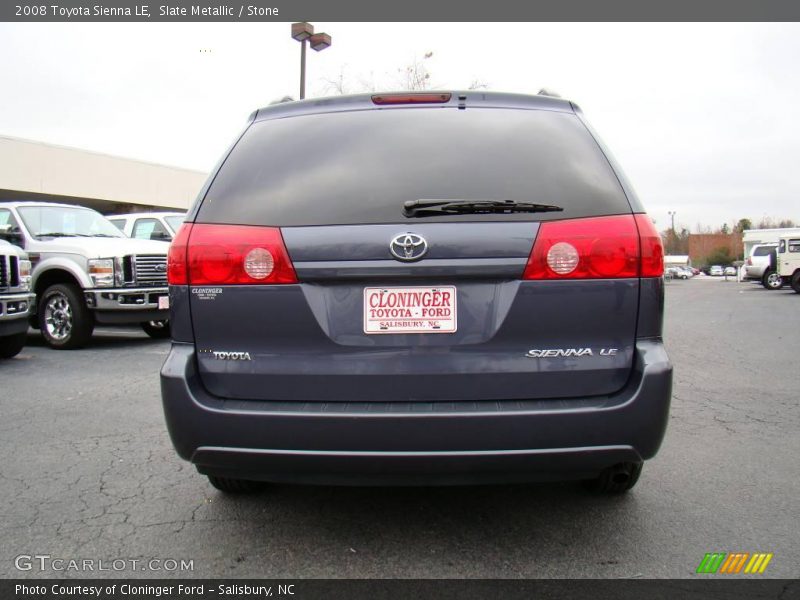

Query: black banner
3 0 800 22
4 579 800 600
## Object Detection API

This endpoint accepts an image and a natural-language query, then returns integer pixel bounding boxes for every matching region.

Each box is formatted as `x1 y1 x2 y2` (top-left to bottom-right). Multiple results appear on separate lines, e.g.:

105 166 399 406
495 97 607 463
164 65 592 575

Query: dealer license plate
363 286 457 334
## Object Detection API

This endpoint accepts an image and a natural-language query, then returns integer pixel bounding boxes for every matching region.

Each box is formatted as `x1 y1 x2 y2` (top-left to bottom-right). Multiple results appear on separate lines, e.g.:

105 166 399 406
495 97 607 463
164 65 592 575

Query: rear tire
0 331 27 359
583 462 643 493
762 270 783 290
141 320 170 339
207 475 267 494
38 283 94 349
791 272 800 294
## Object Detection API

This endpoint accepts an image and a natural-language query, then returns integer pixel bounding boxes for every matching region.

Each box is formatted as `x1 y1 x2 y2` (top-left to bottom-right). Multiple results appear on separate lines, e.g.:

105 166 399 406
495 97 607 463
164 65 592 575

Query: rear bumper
744 265 767 280
160 340 672 485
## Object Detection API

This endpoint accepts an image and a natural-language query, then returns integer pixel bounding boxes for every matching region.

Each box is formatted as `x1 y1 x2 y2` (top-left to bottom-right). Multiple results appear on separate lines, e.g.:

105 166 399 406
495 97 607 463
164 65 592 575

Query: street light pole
299 38 307 99
291 22 332 101
668 211 676 233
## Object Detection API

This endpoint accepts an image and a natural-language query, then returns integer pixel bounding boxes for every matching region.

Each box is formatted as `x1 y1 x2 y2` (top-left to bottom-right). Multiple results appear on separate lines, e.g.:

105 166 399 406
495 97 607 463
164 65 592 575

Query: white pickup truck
0 201 171 349
0 240 35 358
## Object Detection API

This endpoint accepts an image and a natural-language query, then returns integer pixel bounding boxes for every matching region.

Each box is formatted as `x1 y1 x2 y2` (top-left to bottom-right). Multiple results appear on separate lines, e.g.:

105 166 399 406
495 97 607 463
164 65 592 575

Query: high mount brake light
523 214 664 280
168 224 297 286
371 93 452 105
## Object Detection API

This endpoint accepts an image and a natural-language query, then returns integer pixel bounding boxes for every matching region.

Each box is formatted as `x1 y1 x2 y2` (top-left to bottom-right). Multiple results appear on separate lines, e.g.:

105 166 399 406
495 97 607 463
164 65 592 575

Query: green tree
735 218 752 233
705 246 734 266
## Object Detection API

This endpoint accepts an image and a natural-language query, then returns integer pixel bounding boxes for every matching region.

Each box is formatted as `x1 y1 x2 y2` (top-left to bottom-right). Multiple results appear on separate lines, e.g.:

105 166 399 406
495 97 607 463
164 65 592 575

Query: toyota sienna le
161 91 671 494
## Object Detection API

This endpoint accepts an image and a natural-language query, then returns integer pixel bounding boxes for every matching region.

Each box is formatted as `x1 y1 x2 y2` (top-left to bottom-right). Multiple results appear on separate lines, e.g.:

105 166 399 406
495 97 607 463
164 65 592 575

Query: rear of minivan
161 92 671 493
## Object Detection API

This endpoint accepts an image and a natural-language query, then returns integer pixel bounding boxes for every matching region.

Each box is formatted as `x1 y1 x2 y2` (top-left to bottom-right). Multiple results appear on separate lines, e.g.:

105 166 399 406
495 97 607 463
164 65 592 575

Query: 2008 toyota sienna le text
160 91 672 494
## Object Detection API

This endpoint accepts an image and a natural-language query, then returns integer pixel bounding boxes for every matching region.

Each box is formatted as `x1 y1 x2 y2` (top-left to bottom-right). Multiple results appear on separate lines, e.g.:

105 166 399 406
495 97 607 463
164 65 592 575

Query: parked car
0 202 171 349
744 243 778 283
666 266 690 279
0 240 35 358
709 265 724 276
724 266 736 276
107 212 186 242
161 91 672 494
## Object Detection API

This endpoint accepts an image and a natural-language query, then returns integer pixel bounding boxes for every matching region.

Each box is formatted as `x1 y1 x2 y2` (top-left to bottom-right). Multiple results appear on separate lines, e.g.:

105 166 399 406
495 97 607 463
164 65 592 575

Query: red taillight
167 223 192 285
634 214 664 277
371 93 452 105
170 224 297 286
523 214 662 280
746 257 753 266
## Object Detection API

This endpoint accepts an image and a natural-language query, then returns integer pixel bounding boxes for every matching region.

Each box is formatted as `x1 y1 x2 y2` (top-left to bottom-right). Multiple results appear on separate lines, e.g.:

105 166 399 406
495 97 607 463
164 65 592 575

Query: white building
664 254 690 267
742 228 800 257
0 134 207 215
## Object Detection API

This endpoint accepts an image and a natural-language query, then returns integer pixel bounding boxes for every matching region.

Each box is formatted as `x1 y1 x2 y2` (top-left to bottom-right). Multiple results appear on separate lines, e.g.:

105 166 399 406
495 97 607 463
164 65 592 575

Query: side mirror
0 224 24 248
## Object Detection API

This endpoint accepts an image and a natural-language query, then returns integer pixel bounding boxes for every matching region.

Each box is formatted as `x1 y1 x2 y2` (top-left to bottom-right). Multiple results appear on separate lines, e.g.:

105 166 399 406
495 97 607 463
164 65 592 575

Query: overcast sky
1 22 798 230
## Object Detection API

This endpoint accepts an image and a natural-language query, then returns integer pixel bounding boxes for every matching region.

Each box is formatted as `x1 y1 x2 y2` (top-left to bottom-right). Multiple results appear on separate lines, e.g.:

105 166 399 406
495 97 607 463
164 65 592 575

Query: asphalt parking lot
1 278 798 579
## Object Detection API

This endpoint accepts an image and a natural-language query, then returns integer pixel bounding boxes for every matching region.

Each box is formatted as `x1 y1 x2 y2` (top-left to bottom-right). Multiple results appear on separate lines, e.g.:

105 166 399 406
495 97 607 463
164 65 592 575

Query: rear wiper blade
403 199 564 218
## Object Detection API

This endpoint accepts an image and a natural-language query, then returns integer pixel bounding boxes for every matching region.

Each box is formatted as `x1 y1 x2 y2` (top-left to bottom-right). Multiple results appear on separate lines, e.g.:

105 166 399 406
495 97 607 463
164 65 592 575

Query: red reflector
184 224 297 285
523 215 641 280
371 93 452 105
167 223 192 285
634 214 664 277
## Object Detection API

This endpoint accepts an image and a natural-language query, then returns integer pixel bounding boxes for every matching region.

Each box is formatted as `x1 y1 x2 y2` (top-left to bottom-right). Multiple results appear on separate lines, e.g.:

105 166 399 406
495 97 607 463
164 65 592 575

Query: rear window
198 108 631 227
753 246 775 256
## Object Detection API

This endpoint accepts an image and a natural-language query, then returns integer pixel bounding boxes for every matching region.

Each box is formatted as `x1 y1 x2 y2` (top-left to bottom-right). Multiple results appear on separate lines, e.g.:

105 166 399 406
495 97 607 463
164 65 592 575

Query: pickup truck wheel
207 475 267 494
791 272 800 294
582 462 643 494
762 270 784 290
0 332 27 359
39 283 94 349
141 320 170 339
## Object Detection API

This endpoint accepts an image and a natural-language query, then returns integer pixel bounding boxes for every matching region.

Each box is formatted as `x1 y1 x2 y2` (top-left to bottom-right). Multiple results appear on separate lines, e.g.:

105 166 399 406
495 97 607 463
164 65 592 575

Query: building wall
0 135 207 212
688 233 744 264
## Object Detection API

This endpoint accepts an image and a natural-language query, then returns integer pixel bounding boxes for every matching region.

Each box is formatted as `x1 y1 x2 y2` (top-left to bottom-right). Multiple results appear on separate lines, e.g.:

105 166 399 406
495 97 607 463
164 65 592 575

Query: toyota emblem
389 233 428 262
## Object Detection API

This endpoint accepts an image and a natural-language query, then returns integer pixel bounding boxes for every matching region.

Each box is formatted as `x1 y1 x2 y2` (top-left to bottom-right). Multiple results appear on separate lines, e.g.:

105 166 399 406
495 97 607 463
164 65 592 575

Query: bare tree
467 79 490 90
321 65 352 95
317 52 489 96
397 52 434 90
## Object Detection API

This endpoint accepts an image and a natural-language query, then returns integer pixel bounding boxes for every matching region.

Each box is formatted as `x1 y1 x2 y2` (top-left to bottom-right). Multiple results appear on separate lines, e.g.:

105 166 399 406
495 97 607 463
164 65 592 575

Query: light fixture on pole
291 22 332 100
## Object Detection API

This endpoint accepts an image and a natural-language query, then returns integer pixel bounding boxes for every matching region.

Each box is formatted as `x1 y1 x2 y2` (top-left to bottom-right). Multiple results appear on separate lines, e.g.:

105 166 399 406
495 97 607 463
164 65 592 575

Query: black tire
762 270 784 290
0 331 27 359
207 475 267 494
141 320 171 339
38 283 94 349
583 462 643 494
791 271 800 294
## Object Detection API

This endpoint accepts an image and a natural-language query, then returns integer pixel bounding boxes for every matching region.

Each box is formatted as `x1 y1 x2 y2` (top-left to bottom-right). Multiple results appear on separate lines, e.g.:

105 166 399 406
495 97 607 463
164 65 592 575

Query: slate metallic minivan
161 91 671 494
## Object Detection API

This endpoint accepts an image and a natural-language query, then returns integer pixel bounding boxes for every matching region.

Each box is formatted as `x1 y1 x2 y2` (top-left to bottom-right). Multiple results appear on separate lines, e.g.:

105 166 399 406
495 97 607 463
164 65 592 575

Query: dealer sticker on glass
363 286 457 334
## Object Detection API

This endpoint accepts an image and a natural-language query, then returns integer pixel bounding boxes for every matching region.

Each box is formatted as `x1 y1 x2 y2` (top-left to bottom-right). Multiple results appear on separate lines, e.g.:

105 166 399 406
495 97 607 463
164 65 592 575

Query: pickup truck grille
133 255 168 286
0 255 7 289
0 255 19 290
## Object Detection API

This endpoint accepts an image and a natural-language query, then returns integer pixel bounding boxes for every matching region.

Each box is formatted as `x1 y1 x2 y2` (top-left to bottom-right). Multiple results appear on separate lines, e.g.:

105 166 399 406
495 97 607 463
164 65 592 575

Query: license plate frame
363 286 457 335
